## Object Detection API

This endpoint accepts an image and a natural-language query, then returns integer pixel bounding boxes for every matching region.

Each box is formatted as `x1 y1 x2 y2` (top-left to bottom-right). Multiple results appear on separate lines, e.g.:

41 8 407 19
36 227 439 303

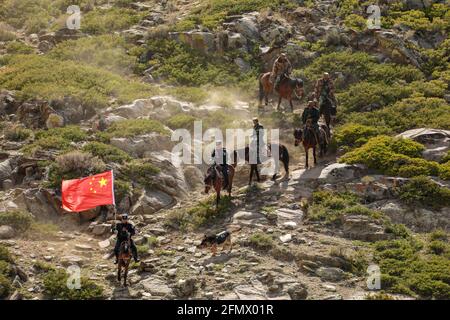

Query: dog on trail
198 230 232 256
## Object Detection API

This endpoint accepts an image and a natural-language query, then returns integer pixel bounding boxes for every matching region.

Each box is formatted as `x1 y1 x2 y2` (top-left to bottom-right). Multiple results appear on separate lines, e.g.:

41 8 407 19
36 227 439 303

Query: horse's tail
258 73 265 103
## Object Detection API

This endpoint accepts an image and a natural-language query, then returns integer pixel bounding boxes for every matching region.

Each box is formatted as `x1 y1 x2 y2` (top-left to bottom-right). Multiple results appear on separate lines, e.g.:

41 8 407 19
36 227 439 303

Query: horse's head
293 129 303 146
295 79 304 100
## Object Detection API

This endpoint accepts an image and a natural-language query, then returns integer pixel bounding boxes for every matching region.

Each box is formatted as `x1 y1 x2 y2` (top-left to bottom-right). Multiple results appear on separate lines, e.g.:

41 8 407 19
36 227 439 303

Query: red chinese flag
62 170 115 212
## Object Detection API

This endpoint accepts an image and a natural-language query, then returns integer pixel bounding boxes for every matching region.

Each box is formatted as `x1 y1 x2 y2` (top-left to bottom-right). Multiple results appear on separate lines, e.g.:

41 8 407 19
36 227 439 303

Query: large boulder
234 13 260 40
114 99 154 119
318 163 368 184
342 215 392 242
0 225 15 239
141 277 173 298
168 31 216 53
315 267 345 282
110 133 174 157
396 128 450 162
131 190 174 215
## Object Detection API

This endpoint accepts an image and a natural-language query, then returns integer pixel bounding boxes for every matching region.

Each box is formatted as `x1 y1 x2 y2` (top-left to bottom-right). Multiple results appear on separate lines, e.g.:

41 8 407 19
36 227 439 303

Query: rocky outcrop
396 128 450 162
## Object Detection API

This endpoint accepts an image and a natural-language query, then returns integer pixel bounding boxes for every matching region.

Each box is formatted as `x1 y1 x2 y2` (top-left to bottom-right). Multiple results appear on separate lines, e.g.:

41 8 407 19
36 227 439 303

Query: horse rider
211 140 229 189
251 117 265 164
112 213 139 264
270 53 293 91
301 100 321 143
314 72 337 115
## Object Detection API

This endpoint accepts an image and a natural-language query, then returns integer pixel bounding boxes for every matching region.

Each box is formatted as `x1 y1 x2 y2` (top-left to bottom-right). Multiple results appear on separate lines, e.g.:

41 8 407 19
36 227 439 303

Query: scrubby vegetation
396 176 450 209
340 136 449 179
42 269 104 300
82 142 131 164
0 211 34 232
0 245 13 299
99 119 169 141
166 195 233 231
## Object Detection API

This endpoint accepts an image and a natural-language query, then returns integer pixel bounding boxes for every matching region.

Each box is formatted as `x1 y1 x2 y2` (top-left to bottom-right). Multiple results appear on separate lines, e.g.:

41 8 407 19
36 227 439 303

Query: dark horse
259 72 304 112
117 231 132 287
204 163 236 209
235 145 290 185
293 121 329 169
319 96 337 129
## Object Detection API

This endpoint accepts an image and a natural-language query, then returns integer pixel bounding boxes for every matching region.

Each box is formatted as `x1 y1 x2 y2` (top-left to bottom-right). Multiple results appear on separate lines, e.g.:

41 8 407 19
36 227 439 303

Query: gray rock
141 277 173 297
396 128 450 162
114 99 154 119
286 282 308 300
174 278 197 297
0 225 15 239
318 163 367 184
92 223 110 236
316 267 345 282
131 190 173 215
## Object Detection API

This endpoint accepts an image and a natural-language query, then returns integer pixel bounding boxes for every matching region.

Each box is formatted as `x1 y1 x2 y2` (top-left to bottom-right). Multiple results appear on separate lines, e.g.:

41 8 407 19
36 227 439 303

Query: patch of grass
81 7 144 35
428 240 448 256
3 125 32 142
0 54 153 109
0 211 34 232
49 35 136 75
0 260 13 277
25 222 60 240
42 269 104 300
429 229 448 242
82 142 131 164
33 260 56 273
249 232 274 250
333 123 387 153
122 160 160 189
165 86 209 105
166 114 198 131
396 176 450 209
0 245 13 263
0 274 11 299
5 41 34 54
166 195 233 231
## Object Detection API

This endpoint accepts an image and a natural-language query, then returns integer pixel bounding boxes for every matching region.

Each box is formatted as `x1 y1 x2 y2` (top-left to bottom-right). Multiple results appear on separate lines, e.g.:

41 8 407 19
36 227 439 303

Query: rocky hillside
0 0 449 300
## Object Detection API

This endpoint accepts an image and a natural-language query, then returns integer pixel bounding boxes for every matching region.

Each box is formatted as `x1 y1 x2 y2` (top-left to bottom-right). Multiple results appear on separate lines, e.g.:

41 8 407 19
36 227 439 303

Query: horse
235 144 290 185
204 163 236 209
293 121 329 169
259 72 304 112
319 96 337 129
117 232 132 287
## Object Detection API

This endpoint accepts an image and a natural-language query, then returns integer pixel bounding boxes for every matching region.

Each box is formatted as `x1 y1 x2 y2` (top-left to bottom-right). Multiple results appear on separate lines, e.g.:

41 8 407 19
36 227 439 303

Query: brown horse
319 96 337 129
259 72 304 112
204 164 235 209
117 232 132 287
293 121 329 169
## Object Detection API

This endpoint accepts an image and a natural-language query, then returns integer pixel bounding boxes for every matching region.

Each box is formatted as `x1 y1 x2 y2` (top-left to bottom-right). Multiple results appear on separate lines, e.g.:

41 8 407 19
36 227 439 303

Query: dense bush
82 142 131 164
249 232 274 250
374 239 450 299
340 136 449 179
166 114 198 131
396 176 450 209
0 245 13 263
0 211 34 232
43 269 104 300
0 274 11 299
333 123 386 152
0 55 153 109
47 151 106 188
23 126 87 154
122 160 160 189
5 41 34 54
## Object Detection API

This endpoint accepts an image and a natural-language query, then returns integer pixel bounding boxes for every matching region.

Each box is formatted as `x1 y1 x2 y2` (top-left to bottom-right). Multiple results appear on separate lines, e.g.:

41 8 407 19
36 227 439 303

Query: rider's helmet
323 72 330 79
121 213 129 221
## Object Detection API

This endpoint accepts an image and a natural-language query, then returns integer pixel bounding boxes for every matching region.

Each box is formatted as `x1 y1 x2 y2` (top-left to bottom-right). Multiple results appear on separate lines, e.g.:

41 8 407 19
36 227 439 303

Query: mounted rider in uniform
301 100 321 143
314 72 337 117
112 213 139 264
211 140 229 189
270 53 293 91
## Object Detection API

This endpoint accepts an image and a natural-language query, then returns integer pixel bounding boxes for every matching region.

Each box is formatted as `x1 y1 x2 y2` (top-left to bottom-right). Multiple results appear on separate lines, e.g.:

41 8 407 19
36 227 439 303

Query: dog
198 230 232 256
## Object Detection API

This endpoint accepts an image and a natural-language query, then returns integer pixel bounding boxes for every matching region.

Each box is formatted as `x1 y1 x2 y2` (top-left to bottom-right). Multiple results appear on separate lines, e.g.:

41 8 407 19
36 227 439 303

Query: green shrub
101 119 169 140
428 240 448 255
339 136 448 178
333 123 386 152
6 41 34 54
47 151 106 188
165 87 209 105
429 229 448 242
113 179 131 204
166 114 198 131
43 269 104 300
394 10 447 32
249 232 274 250
0 260 12 277
82 142 131 164
0 245 13 263
122 160 160 189
80 7 143 35
0 274 11 299
0 211 33 232
35 126 87 142
0 54 153 109
344 14 366 31
374 238 450 299
396 176 450 209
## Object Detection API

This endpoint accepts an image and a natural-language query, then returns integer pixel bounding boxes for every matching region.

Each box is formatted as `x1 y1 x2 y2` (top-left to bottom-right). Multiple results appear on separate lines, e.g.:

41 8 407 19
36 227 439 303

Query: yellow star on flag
98 177 108 188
